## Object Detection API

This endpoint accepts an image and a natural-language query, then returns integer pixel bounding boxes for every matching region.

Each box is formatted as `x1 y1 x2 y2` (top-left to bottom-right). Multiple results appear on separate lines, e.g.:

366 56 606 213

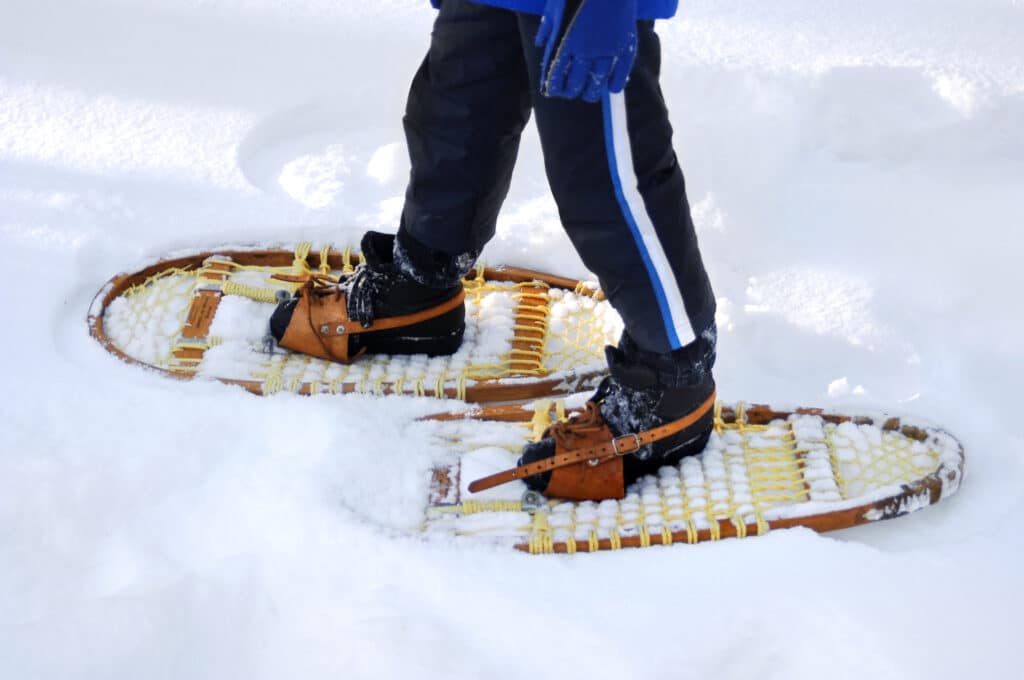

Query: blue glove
535 0 638 103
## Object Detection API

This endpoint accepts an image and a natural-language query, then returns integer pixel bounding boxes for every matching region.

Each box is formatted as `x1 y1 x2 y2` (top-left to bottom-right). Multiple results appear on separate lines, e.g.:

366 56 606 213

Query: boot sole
351 304 466 357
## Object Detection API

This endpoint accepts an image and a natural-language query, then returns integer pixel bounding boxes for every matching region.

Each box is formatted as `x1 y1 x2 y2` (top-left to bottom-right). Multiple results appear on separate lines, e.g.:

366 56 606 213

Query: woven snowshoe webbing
468 391 717 493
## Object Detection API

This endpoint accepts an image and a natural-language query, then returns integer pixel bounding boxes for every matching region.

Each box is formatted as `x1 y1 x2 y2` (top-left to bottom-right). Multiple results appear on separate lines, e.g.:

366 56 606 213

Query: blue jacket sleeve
428 1 677 19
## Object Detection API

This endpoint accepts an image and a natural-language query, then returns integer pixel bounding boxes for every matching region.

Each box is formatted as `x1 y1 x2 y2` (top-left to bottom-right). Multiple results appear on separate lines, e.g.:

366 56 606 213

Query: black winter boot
269 231 466 360
518 329 717 495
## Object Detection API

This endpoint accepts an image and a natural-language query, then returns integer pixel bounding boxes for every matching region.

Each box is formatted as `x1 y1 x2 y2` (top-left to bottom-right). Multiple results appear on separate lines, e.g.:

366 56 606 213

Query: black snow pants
396 0 716 364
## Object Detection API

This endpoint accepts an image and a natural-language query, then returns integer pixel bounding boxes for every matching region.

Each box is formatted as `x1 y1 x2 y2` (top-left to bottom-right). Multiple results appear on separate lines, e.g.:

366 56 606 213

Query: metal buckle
612 433 642 456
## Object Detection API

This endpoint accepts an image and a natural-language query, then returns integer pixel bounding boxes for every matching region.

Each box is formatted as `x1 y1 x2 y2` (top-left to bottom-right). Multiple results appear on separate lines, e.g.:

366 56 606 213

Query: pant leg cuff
611 326 717 389
394 226 477 289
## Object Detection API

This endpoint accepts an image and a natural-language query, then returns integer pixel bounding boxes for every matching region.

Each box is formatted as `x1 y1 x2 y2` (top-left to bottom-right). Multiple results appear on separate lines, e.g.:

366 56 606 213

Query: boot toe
269 298 297 343
517 439 555 493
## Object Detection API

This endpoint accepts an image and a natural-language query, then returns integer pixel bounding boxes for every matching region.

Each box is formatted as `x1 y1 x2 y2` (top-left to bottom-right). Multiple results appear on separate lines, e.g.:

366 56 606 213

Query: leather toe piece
269 298 297 343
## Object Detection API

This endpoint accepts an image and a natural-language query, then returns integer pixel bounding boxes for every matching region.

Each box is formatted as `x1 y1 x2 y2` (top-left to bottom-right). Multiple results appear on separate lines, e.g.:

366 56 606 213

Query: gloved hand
535 0 638 103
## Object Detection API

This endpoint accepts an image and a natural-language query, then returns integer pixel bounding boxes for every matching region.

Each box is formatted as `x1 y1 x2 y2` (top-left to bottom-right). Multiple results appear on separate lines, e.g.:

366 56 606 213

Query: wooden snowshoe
88 243 621 402
423 400 965 553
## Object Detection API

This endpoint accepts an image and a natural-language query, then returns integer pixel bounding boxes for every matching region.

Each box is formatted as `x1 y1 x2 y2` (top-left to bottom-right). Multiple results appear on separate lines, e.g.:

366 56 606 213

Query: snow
1 0 1022 678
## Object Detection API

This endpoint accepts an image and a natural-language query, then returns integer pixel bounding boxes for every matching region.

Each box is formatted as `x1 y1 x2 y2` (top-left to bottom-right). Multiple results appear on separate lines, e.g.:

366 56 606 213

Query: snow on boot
269 231 466 362
498 333 717 500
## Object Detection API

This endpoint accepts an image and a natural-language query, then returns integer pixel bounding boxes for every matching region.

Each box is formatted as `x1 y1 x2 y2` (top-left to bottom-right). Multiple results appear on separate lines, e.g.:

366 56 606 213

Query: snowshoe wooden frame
88 246 611 402
424 402 965 553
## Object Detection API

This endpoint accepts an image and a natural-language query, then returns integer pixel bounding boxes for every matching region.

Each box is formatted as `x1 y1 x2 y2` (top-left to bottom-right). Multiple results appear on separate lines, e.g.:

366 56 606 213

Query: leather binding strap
278 274 466 363
468 391 717 494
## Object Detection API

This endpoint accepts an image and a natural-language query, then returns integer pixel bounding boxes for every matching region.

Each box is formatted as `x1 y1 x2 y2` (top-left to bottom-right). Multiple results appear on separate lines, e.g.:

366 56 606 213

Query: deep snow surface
2 1 1022 678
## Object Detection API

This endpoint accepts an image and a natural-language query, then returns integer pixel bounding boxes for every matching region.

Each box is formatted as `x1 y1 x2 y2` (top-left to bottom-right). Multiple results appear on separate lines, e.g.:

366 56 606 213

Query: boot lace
346 265 393 328
544 401 608 451
543 377 616 450
280 267 382 328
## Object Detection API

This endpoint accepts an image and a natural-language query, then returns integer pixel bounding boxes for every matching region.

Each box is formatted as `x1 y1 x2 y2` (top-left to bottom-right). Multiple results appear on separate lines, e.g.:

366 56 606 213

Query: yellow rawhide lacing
293 242 312 273
340 245 356 275
825 419 940 499
528 511 555 555
319 245 332 275
428 399 947 553
111 267 199 368
221 281 279 303
103 243 615 398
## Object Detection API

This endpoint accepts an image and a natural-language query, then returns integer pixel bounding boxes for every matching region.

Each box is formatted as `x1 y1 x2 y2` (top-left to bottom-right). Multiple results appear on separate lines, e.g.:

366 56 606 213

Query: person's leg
395 0 533 285
515 15 718 492
272 1 533 359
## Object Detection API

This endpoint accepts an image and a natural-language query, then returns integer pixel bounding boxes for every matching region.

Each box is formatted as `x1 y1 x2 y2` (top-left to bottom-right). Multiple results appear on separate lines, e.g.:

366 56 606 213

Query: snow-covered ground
2 0 1022 677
